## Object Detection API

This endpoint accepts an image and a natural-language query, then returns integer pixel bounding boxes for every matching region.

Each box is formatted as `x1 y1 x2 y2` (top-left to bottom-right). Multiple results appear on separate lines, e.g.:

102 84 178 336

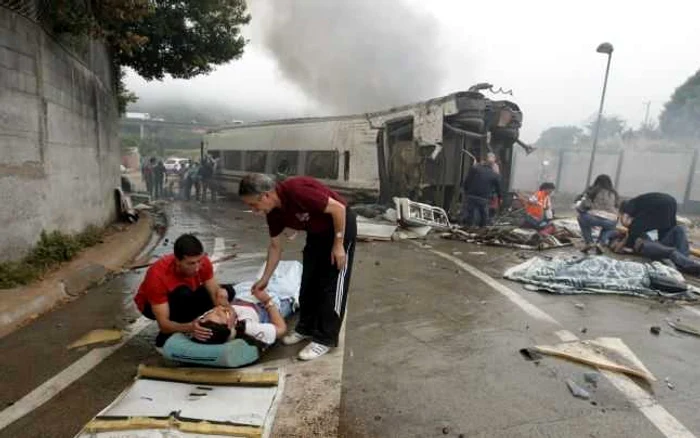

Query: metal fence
511 143 700 212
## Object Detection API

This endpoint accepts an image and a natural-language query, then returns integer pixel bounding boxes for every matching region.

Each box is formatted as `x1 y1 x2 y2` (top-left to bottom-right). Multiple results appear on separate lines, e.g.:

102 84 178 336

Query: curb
0 214 154 339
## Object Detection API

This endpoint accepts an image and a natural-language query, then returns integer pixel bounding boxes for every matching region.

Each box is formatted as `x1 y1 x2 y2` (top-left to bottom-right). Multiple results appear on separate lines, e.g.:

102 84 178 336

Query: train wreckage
206 84 531 213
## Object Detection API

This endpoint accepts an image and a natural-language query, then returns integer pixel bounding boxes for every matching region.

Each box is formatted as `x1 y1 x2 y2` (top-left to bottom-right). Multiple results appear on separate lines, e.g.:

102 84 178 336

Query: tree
535 126 583 149
659 69 700 138
48 0 251 111
585 115 627 141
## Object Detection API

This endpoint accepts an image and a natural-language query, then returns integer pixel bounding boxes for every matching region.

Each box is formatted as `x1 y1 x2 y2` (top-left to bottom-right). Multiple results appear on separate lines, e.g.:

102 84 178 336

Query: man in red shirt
239 173 357 361
134 234 233 347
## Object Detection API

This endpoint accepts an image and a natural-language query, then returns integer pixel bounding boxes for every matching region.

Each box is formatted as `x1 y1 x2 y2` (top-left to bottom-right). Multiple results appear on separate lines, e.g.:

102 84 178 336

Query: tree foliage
585 115 627 141
535 126 583 149
48 0 251 111
659 69 700 138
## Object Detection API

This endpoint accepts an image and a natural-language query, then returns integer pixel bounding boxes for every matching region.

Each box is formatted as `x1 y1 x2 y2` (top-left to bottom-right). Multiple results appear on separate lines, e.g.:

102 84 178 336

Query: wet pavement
2 200 700 437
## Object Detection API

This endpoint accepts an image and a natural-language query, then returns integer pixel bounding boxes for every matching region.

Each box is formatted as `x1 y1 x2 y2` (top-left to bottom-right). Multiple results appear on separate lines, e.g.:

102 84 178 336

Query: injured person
195 287 294 348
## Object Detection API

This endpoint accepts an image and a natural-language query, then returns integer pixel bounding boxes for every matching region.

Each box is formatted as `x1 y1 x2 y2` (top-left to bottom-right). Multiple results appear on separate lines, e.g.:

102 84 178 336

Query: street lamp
585 42 614 188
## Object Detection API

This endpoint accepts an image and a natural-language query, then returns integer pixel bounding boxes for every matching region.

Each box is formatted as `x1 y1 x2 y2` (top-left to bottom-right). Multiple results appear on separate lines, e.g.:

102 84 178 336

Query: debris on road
665 377 675 390
583 372 600 387
565 379 591 400
666 319 700 337
580 327 588 334
469 251 487 255
530 337 656 383
68 329 123 350
519 348 543 361
441 225 574 250
650 326 661 335
574 303 585 310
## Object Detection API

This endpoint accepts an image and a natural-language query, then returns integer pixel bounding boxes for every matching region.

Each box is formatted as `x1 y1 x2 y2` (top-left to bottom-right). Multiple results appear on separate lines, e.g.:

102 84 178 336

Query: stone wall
0 7 120 261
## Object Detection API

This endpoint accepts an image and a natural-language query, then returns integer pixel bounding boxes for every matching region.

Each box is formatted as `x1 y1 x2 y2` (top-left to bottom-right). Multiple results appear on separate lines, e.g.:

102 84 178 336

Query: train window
305 151 339 179
343 151 350 181
271 151 299 175
245 151 267 172
223 151 242 170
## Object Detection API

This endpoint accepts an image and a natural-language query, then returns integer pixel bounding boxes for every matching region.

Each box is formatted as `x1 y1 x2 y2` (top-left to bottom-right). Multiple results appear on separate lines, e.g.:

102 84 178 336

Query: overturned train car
206 90 523 211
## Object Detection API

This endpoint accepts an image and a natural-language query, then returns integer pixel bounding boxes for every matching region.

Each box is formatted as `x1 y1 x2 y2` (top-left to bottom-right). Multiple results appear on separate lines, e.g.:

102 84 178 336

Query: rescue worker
239 173 356 361
522 182 556 231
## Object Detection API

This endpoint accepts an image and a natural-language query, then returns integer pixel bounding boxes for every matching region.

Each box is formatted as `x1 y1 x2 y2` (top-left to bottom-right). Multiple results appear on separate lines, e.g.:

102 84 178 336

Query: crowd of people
140 155 220 202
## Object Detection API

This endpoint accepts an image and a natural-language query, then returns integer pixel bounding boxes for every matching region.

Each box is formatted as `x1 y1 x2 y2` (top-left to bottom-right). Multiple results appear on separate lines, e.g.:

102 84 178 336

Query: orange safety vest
526 190 550 220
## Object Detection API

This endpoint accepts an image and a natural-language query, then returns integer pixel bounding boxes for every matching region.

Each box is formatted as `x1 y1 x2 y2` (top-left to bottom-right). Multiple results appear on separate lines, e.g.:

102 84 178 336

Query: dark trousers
462 195 489 227
638 226 699 275
295 210 357 347
141 284 235 346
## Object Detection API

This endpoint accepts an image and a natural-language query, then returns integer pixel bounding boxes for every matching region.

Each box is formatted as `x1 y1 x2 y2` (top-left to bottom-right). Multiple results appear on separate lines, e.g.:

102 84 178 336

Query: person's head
239 173 279 215
196 306 235 344
486 152 497 164
619 200 632 226
149 157 156 164
539 182 556 195
592 174 614 191
173 234 205 277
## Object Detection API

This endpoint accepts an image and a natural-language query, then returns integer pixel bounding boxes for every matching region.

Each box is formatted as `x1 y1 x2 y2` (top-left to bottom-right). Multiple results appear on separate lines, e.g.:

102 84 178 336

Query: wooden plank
137 365 279 387
84 417 262 437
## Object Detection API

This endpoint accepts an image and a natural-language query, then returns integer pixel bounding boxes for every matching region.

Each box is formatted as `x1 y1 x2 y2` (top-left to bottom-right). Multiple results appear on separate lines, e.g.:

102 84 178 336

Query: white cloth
235 260 303 309
231 304 277 345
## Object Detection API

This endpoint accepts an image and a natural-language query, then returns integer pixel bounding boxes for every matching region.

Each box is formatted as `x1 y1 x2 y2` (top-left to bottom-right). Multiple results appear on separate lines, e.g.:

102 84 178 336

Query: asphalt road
2 200 700 438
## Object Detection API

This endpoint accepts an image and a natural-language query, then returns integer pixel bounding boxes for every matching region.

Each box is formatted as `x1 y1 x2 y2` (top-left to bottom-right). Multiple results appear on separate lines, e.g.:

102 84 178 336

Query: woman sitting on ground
576 174 619 254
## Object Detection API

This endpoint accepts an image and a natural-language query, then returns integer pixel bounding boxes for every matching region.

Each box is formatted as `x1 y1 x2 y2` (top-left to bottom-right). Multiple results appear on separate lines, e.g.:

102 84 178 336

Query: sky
125 0 700 143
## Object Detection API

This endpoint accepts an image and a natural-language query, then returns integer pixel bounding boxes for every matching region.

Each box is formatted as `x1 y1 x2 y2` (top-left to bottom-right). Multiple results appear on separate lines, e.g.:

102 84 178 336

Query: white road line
0 317 151 431
425 246 696 438
426 248 559 325
682 305 700 318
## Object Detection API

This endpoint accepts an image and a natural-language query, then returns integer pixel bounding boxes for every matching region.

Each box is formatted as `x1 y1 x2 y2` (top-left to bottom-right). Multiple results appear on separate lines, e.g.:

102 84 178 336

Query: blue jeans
257 297 294 323
577 212 617 245
659 225 690 256
523 215 550 230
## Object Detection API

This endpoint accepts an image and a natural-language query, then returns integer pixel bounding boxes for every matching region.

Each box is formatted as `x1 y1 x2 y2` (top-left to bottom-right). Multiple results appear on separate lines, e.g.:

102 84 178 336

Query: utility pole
643 101 651 129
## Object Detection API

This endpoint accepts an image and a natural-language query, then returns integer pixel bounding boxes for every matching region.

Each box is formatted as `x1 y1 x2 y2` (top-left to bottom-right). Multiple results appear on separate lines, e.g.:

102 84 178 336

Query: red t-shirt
133 254 214 311
266 176 346 237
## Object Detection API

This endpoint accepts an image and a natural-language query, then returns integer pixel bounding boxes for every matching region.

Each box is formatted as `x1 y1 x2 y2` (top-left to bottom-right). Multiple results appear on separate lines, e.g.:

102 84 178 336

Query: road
2 200 700 438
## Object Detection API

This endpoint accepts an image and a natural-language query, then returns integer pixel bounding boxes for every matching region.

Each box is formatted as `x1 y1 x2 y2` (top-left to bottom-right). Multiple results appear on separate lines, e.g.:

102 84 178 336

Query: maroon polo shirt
266 176 346 237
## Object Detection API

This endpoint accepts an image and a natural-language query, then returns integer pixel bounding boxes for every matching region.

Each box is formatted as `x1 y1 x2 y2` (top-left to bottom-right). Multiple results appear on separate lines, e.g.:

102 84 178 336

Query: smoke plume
257 0 444 113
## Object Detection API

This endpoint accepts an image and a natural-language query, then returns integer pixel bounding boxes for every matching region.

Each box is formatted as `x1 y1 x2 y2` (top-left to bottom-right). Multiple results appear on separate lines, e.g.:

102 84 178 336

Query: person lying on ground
612 192 679 253
460 156 502 227
195 287 292 347
133 234 233 347
520 182 555 231
576 174 619 255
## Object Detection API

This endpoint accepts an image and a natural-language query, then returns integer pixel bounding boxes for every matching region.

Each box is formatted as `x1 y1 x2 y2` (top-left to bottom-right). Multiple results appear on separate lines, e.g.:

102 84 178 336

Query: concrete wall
0 7 120 261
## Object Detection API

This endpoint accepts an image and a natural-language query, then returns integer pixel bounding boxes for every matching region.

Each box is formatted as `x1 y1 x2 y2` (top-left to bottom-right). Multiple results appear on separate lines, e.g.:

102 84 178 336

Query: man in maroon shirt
134 234 234 347
239 173 357 360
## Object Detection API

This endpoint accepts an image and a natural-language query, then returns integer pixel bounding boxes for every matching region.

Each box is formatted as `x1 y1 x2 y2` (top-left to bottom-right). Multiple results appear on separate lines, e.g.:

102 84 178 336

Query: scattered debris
519 348 543 361
566 379 591 400
452 251 463 256
374 415 382 421
665 377 675 390
469 251 486 255
68 329 123 350
581 327 588 334
584 372 600 387
574 303 585 310
590 401 598 406
442 225 575 250
667 319 700 337
442 426 451 435
394 197 451 230
650 326 661 335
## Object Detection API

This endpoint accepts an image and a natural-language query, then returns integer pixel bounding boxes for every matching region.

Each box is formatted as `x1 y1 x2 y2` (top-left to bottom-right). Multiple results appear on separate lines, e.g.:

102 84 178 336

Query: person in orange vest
523 182 556 230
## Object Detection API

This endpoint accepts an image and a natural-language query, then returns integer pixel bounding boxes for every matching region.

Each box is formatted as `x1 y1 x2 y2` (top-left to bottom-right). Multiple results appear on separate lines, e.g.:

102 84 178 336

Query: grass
0 226 105 289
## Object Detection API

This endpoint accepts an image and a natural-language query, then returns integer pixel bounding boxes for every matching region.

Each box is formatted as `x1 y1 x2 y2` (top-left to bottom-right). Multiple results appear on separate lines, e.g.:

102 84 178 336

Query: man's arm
252 236 283 294
151 303 213 340
264 301 287 337
325 198 347 269
203 277 229 307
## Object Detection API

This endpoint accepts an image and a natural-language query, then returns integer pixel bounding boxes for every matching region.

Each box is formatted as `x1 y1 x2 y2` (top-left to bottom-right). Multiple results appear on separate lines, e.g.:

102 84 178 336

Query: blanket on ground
504 255 697 299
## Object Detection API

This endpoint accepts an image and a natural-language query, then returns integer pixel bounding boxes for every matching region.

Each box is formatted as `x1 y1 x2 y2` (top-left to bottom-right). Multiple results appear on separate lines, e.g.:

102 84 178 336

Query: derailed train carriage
205 86 526 212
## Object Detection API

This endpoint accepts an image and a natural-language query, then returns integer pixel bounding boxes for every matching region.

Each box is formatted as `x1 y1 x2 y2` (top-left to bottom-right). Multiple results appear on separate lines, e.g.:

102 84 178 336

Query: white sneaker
282 331 310 346
298 342 331 361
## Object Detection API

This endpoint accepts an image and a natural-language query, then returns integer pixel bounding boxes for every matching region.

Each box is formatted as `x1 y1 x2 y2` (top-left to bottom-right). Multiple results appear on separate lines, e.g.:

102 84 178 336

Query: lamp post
585 42 614 188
